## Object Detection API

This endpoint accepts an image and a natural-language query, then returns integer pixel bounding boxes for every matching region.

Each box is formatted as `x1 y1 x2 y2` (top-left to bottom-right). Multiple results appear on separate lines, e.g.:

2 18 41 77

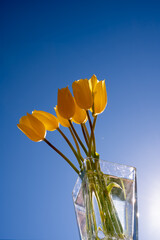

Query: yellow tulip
72 98 88 124
32 110 59 131
17 113 46 142
93 80 107 115
54 106 70 127
57 86 75 119
72 79 93 110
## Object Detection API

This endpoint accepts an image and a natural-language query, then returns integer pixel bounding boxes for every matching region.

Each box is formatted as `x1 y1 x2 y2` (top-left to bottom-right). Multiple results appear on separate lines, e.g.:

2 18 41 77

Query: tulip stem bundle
17 75 107 174
93 115 97 131
86 110 96 157
69 120 88 156
68 127 82 160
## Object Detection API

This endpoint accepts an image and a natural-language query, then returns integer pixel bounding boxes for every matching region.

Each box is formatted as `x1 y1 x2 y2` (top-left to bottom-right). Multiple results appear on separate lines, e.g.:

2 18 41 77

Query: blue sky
1 0 160 239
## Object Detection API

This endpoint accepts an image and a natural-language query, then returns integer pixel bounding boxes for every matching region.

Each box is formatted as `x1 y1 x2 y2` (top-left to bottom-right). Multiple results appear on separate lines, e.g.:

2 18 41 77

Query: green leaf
107 182 122 194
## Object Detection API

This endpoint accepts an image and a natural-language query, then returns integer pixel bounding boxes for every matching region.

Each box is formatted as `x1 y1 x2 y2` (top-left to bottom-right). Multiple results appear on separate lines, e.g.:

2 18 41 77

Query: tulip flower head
32 110 59 131
57 86 75 119
17 113 46 142
72 79 93 110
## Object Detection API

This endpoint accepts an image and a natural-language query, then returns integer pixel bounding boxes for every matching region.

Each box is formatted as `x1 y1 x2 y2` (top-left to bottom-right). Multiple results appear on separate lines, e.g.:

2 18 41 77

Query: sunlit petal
72 79 93 110
32 110 59 131
89 74 98 92
72 98 88 124
19 115 31 127
57 86 75 119
93 80 107 115
17 124 44 142
54 106 70 127
26 113 46 139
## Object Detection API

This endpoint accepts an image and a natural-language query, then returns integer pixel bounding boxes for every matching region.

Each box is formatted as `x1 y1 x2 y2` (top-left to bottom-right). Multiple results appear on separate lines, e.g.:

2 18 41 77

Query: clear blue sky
1 0 160 239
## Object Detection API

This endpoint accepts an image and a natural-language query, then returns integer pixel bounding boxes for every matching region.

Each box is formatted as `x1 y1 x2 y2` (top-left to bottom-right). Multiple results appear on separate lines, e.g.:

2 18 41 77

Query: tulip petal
32 110 59 131
17 124 44 142
72 98 88 124
89 74 98 92
19 115 32 127
26 113 46 139
93 80 107 115
57 87 75 119
54 106 70 127
72 79 93 110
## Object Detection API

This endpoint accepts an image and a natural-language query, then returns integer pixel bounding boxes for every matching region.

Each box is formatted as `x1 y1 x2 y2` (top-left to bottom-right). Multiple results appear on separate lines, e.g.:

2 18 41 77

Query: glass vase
72 158 138 240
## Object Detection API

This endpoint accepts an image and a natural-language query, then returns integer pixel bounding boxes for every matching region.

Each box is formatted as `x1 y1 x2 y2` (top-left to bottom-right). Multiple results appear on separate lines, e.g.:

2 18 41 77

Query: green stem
86 110 96 157
44 138 79 175
81 124 89 147
98 171 124 237
92 116 97 156
69 120 88 155
69 127 84 163
57 128 82 168
85 159 125 238
92 133 96 156
86 110 92 131
69 127 80 155
93 115 97 131
120 179 128 233
83 123 90 140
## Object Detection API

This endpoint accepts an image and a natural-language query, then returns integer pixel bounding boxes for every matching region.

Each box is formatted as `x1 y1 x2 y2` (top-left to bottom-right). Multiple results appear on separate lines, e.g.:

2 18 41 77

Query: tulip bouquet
18 75 126 239
17 75 107 174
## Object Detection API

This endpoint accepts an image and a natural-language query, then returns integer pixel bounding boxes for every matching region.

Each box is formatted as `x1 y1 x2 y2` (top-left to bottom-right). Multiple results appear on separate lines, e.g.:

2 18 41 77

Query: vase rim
83 157 137 171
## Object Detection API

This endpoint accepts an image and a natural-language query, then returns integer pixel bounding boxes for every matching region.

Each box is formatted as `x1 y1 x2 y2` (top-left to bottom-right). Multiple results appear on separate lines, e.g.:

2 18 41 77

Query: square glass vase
72 158 138 240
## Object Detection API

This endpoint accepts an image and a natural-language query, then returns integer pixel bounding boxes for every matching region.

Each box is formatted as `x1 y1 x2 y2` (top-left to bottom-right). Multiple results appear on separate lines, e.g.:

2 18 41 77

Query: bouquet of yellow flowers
17 75 107 174
18 75 137 240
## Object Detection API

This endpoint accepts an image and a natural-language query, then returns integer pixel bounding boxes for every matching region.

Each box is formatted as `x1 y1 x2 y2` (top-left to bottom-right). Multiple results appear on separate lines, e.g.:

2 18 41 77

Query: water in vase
73 174 137 240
